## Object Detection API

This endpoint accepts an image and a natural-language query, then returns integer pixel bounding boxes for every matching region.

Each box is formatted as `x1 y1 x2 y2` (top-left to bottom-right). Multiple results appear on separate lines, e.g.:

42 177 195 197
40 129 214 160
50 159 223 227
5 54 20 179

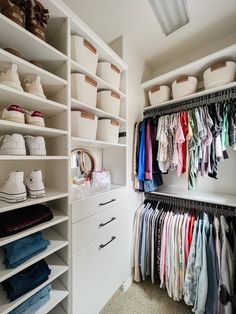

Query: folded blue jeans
2 260 51 301
2 232 50 268
9 284 51 314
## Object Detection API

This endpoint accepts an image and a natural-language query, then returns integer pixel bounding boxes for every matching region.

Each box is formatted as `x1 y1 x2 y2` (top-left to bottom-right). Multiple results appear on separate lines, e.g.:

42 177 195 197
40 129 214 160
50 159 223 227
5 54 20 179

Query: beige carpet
100 281 192 314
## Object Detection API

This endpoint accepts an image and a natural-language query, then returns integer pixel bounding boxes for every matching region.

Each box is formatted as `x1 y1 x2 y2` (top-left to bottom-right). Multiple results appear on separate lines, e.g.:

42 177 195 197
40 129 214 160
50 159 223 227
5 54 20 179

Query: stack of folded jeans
2 232 50 268
0 205 53 237
2 260 51 301
9 284 51 314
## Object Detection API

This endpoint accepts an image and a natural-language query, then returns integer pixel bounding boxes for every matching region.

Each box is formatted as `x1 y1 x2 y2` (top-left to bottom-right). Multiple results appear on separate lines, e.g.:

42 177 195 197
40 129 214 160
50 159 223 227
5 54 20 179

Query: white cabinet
72 223 130 314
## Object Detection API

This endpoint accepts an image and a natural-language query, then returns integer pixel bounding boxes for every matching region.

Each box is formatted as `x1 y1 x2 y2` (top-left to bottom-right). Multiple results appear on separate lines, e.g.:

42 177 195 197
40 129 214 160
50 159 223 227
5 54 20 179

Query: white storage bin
97 62 121 90
148 85 170 106
71 111 98 140
172 76 198 99
97 119 119 143
97 91 121 116
203 61 236 90
71 73 97 107
71 35 98 74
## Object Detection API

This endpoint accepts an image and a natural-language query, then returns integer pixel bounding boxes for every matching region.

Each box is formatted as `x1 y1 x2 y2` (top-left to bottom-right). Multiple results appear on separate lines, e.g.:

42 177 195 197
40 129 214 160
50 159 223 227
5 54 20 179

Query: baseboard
121 276 133 292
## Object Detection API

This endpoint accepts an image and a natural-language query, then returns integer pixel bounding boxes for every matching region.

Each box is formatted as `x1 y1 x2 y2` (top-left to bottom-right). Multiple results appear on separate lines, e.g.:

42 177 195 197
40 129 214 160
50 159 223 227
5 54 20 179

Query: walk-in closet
0 0 235 313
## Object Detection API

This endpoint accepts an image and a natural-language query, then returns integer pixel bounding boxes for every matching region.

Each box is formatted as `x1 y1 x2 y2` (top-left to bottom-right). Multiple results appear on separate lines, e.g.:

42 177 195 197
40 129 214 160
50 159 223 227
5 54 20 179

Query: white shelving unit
0 1 70 313
142 44 236 206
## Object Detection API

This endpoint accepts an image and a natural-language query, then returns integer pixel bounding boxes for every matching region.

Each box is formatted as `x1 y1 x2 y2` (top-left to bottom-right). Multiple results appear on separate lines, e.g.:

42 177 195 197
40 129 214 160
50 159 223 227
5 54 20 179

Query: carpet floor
100 281 192 314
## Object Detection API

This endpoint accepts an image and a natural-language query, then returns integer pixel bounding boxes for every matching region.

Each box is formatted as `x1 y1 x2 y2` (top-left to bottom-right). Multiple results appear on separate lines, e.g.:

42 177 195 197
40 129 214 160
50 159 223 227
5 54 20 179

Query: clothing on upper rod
133 198 236 314
133 99 236 192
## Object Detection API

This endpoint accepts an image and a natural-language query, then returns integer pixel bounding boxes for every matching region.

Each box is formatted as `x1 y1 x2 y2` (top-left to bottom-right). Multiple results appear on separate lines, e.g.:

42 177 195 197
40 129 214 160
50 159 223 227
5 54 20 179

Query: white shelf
0 229 68 282
0 156 68 161
72 136 127 149
71 60 126 98
36 279 68 314
0 84 67 117
0 14 67 63
71 98 126 123
0 189 68 214
143 81 236 112
149 186 236 208
0 48 67 97
0 208 68 247
142 44 236 90
49 303 66 314
71 184 127 204
0 254 68 314
0 119 68 138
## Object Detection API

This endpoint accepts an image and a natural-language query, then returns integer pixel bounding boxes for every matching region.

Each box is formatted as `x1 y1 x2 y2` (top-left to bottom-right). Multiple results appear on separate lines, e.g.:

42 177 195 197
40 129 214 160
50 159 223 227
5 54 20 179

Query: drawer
72 201 127 253
71 187 127 223
72 224 130 314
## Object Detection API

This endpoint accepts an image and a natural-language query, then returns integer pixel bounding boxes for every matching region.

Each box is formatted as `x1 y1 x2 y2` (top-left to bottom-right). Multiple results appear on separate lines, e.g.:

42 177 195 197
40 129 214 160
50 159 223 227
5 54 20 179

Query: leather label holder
151 85 161 93
111 64 121 74
111 120 119 126
81 111 95 120
176 76 189 84
111 91 120 99
85 75 97 87
83 39 97 54
211 61 227 71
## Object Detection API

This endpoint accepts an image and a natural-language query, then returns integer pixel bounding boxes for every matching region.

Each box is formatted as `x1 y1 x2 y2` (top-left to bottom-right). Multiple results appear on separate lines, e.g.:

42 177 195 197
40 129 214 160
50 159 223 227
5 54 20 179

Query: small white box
71 111 98 140
97 62 121 90
172 76 198 99
97 91 121 116
97 119 120 143
148 85 170 106
71 73 97 107
204 61 236 90
71 35 98 74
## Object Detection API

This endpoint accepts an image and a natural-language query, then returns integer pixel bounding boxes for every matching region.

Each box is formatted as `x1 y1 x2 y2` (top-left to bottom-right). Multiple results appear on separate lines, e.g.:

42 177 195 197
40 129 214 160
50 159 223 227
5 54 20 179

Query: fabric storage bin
148 85 170 106
71 111 98 140
97 91 121 116
97 119 119 143
97 62 121 90
71 35 98 74
203 61 236 90
172 76 198 99
71 73 97 107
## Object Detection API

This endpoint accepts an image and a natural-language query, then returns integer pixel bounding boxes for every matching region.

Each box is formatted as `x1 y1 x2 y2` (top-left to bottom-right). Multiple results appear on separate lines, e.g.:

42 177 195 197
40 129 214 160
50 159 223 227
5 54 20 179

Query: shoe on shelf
0 171 27 203
0 0 25 27
24 136 46 156
0 134 26 155
23 75 46 99
0 64 23 91
25 110 45 127
25 170 45 198
1 104 25 124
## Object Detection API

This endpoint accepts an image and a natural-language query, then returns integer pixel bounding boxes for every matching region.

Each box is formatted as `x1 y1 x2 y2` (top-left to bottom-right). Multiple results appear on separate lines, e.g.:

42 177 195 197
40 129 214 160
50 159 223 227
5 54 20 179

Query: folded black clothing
2 259 51 302
0 205 53 237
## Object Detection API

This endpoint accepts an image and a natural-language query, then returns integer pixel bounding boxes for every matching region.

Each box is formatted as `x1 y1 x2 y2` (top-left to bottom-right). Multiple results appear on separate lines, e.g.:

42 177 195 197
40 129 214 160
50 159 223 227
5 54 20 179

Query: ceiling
63 0 236 70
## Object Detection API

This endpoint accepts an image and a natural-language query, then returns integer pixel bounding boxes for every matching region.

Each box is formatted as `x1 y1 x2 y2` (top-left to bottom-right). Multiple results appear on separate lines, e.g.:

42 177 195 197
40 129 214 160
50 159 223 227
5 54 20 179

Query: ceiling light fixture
149 0 189 36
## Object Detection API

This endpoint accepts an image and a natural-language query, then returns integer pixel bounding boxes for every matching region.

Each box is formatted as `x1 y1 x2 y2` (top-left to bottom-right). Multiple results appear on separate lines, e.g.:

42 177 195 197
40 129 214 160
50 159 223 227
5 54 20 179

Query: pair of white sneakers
0 170 45 203
1 104 45 127
0 64 46 99
0 134 46 156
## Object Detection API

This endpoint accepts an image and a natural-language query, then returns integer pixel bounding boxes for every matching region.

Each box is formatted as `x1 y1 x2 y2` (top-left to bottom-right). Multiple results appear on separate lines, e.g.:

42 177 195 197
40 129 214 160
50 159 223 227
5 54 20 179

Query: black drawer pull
99 199 116 206
99 217 116 227
99 236 116 250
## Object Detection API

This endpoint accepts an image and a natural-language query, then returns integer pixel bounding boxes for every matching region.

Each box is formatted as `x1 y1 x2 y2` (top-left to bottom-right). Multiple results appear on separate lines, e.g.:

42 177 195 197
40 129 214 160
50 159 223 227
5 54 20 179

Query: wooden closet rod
144 86 236 118
144 192 236 217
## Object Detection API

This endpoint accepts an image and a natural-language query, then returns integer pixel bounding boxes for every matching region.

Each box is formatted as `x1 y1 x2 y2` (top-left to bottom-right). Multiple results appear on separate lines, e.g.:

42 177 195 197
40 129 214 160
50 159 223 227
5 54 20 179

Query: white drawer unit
72 223 130 314
72 201 128 253
71 187 127 222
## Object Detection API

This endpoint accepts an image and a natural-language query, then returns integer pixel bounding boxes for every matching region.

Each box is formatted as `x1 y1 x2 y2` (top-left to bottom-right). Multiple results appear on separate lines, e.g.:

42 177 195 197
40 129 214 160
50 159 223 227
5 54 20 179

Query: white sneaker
25 110 45 127
0 134 26 155
0 64 23 91
23 75 46 99
1 104 25 124
25 170 45 198
24 136 46 156
0 171 27 203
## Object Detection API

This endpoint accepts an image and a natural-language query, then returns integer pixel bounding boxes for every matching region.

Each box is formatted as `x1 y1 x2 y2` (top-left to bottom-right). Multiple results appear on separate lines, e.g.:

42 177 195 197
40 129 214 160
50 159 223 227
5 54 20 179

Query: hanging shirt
138 120 147 181
145 119 154 180
176 113 185 177
157 115 169 173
